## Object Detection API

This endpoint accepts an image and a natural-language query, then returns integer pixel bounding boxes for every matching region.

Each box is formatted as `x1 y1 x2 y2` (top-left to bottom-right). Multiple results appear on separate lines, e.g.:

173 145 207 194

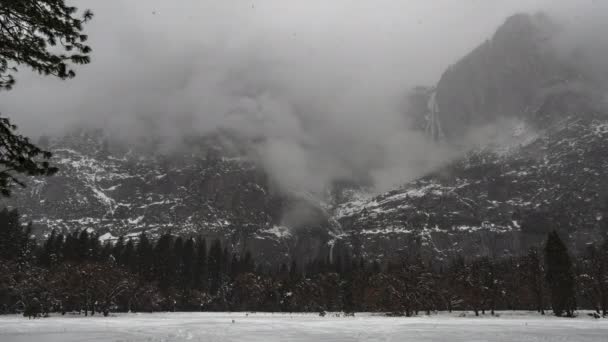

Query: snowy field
1 312 607 342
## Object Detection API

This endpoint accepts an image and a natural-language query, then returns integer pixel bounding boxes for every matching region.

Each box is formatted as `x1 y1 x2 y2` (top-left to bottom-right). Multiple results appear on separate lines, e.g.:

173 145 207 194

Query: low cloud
1 0 604 194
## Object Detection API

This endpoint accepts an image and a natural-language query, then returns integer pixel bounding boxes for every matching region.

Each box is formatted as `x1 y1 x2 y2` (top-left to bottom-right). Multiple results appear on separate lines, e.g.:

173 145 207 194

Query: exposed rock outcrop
435 13 580 140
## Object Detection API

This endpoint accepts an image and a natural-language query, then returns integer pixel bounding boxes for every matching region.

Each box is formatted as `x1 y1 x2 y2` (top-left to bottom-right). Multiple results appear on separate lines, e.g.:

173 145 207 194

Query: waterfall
426 91 445 142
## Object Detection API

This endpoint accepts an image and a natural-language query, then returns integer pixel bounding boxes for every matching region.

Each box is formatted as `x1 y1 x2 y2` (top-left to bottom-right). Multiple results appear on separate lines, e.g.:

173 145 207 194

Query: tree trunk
537 290 545 315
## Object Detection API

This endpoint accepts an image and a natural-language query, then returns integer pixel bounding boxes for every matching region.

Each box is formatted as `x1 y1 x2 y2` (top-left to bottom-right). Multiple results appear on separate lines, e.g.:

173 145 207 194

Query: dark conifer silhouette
1 212 604 316
0 1 94 196
544 231 577 317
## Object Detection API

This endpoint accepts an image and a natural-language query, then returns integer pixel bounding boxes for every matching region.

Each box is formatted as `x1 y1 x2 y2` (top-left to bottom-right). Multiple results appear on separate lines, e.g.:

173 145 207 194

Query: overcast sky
1 0 603 193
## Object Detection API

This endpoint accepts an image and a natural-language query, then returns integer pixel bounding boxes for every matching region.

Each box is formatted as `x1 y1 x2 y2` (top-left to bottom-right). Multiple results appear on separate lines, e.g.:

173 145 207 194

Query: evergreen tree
173 237 184 285
122 239 136 272
136 232 154 280
0 208 29 260
0 0 93 89
52 232 65 264
112 236 125 265
524 247 545 314
545 231 577 317
278 263 289 280
289 260 299 281
580 242 608 316
100 242 113 262
181 238 196 289
77 230 90 260
63 231 79 261
153 233 175 291
241 251 255 274
208 239 223 294
194 237 208 290
17 222 35 265
38 229 56 267
0 1 94 196
89 233 101 261
222 246 230 276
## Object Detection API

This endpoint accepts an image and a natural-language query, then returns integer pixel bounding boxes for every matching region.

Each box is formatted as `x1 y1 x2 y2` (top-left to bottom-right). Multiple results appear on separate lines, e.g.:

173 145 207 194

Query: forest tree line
0 208 605 318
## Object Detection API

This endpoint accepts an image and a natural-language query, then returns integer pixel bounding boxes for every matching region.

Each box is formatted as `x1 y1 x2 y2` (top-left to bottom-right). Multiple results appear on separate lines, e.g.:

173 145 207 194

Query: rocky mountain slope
435 13 586 140
335 90 608 260
3 131 339 264
332 12 608 260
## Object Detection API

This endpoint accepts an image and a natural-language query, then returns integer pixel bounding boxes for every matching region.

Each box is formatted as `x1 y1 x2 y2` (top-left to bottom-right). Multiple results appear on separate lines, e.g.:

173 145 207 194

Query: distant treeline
0 208 605 318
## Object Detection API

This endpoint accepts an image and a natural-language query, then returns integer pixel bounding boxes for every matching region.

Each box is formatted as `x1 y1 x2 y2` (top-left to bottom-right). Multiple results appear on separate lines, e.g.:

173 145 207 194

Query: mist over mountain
2 1 608 264
4 0 606 196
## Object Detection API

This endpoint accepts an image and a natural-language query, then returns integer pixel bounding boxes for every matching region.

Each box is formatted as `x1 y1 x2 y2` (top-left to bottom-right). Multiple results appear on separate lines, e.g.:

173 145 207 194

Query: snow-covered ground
1 311 607 342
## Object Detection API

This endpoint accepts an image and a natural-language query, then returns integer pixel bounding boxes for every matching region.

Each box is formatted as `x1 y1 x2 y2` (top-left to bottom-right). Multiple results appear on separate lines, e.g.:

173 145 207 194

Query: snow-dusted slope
8 132 264 235
334 93 608 259
2 131 335 264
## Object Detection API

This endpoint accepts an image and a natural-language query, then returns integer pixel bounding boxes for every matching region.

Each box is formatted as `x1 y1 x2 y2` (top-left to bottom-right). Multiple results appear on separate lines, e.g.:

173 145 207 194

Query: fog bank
1 0 605 193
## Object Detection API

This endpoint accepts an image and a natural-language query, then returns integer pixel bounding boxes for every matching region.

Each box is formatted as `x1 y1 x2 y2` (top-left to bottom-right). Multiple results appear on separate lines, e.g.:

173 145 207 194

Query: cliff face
336 90 608 260
435 13 579 140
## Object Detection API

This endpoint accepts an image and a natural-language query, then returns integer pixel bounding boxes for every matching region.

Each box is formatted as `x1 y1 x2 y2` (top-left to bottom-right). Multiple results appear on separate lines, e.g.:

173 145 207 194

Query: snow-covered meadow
1 312 607 342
